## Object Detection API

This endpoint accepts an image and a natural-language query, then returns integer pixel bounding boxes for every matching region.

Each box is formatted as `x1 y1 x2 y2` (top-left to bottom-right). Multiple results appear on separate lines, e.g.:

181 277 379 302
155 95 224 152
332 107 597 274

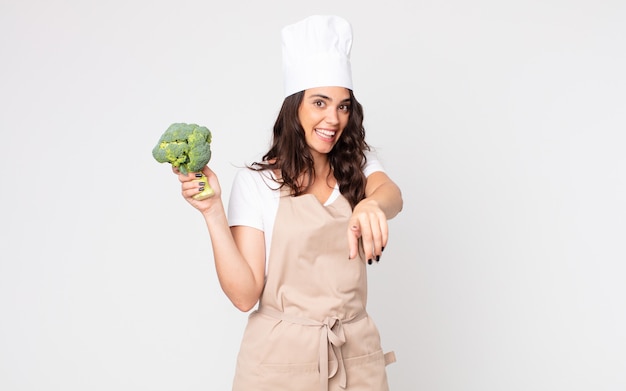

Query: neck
312 153 332 180
296 154 334 191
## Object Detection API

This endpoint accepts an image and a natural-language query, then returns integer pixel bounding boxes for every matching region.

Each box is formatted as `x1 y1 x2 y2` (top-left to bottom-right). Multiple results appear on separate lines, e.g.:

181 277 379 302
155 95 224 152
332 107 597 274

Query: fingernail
376 255 381 263
195 173 203 178
381 246 385 252
199 182 205 186
198 186 205 192
367 259 372 265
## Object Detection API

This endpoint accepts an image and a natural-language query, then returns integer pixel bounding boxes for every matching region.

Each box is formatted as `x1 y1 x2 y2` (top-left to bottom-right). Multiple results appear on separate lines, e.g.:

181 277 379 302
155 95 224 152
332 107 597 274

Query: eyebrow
308 94 351 103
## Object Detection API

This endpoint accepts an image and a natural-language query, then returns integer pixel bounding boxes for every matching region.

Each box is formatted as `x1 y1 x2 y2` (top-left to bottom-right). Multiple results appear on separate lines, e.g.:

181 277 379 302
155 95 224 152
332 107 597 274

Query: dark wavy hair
250 89 370 209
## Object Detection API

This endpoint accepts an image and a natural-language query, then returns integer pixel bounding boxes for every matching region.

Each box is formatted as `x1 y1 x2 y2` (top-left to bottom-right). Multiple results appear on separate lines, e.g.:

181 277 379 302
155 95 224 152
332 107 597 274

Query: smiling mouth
315 128 336 140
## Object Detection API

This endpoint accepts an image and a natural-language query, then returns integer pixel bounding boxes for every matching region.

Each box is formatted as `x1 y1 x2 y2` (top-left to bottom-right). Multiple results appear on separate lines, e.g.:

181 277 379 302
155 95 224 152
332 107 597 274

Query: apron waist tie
256 306 367 391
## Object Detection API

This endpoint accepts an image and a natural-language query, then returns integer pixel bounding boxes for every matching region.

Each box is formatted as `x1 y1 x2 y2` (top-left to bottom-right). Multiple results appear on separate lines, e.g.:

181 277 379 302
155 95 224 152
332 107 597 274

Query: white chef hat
281 15 353 98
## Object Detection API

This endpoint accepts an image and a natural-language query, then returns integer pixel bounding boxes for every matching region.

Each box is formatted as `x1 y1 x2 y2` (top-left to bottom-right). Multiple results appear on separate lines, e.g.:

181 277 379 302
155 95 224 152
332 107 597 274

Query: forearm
365 176 403 220
201 201 264 311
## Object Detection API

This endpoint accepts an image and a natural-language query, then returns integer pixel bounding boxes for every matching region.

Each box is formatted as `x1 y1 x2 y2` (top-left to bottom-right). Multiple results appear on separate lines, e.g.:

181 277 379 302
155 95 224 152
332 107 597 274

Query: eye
313 100 325 108
339 104 350 112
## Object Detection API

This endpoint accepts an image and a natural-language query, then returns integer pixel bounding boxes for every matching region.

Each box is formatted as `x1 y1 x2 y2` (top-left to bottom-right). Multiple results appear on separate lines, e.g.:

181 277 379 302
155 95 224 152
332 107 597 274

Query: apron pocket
340 349 392 391
258 361 319 390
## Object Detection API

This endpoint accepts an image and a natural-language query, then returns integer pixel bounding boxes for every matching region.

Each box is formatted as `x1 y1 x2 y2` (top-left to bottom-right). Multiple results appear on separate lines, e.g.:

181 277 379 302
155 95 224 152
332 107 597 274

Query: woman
175 15 403 391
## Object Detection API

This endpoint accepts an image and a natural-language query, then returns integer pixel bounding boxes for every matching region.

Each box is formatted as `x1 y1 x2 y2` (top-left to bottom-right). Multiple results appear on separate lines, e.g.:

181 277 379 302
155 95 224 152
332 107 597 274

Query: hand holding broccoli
152 123 215 200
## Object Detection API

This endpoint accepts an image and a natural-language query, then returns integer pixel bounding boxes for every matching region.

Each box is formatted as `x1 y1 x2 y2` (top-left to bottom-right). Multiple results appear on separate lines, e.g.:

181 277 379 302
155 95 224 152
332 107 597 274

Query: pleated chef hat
281 15 353 97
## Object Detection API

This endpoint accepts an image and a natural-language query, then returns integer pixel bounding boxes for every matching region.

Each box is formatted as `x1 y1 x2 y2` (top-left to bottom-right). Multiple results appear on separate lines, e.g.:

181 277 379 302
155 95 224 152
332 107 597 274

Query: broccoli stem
193 173 215 200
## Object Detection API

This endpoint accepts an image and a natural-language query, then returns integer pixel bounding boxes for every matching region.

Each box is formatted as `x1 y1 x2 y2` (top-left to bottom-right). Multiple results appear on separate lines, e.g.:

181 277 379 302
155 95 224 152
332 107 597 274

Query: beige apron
232 190 395 391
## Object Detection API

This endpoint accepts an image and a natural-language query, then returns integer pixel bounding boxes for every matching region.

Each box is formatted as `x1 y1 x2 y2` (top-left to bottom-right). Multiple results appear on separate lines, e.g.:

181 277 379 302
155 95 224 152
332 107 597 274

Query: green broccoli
152 122 215 200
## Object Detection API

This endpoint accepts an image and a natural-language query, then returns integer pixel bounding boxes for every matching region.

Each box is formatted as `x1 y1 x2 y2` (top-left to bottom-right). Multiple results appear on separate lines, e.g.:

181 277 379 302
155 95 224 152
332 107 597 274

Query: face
298 86 351 157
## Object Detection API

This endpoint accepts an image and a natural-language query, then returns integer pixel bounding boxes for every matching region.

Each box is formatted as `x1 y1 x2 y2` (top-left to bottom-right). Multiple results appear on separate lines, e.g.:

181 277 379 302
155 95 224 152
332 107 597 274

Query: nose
325 108 340 125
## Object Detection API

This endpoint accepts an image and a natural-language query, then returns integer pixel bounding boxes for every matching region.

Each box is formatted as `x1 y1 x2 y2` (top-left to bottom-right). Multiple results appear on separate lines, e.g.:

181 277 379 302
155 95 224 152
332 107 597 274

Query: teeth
316 129 336 137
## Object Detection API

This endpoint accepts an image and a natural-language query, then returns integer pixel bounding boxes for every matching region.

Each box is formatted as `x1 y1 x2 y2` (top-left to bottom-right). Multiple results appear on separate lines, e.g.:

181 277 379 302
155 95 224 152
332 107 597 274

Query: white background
1 0 625 390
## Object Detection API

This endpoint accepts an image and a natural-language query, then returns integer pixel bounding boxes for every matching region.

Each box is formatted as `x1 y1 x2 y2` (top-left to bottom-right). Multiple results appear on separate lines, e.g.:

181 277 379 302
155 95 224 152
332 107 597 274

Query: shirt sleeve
363 149 386 177
227 169 265 231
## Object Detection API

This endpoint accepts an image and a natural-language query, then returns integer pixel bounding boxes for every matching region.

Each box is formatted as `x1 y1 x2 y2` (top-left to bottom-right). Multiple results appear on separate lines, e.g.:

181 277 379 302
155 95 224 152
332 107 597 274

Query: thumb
348 224 361 259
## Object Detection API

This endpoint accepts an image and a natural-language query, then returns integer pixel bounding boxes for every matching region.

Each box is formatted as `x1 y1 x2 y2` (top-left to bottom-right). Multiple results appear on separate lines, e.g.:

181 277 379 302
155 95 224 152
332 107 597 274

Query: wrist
199 197 226 220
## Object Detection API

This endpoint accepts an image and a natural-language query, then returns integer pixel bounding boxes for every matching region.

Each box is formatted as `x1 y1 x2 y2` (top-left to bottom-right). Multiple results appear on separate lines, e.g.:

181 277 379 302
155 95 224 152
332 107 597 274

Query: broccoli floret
152 123 214 200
